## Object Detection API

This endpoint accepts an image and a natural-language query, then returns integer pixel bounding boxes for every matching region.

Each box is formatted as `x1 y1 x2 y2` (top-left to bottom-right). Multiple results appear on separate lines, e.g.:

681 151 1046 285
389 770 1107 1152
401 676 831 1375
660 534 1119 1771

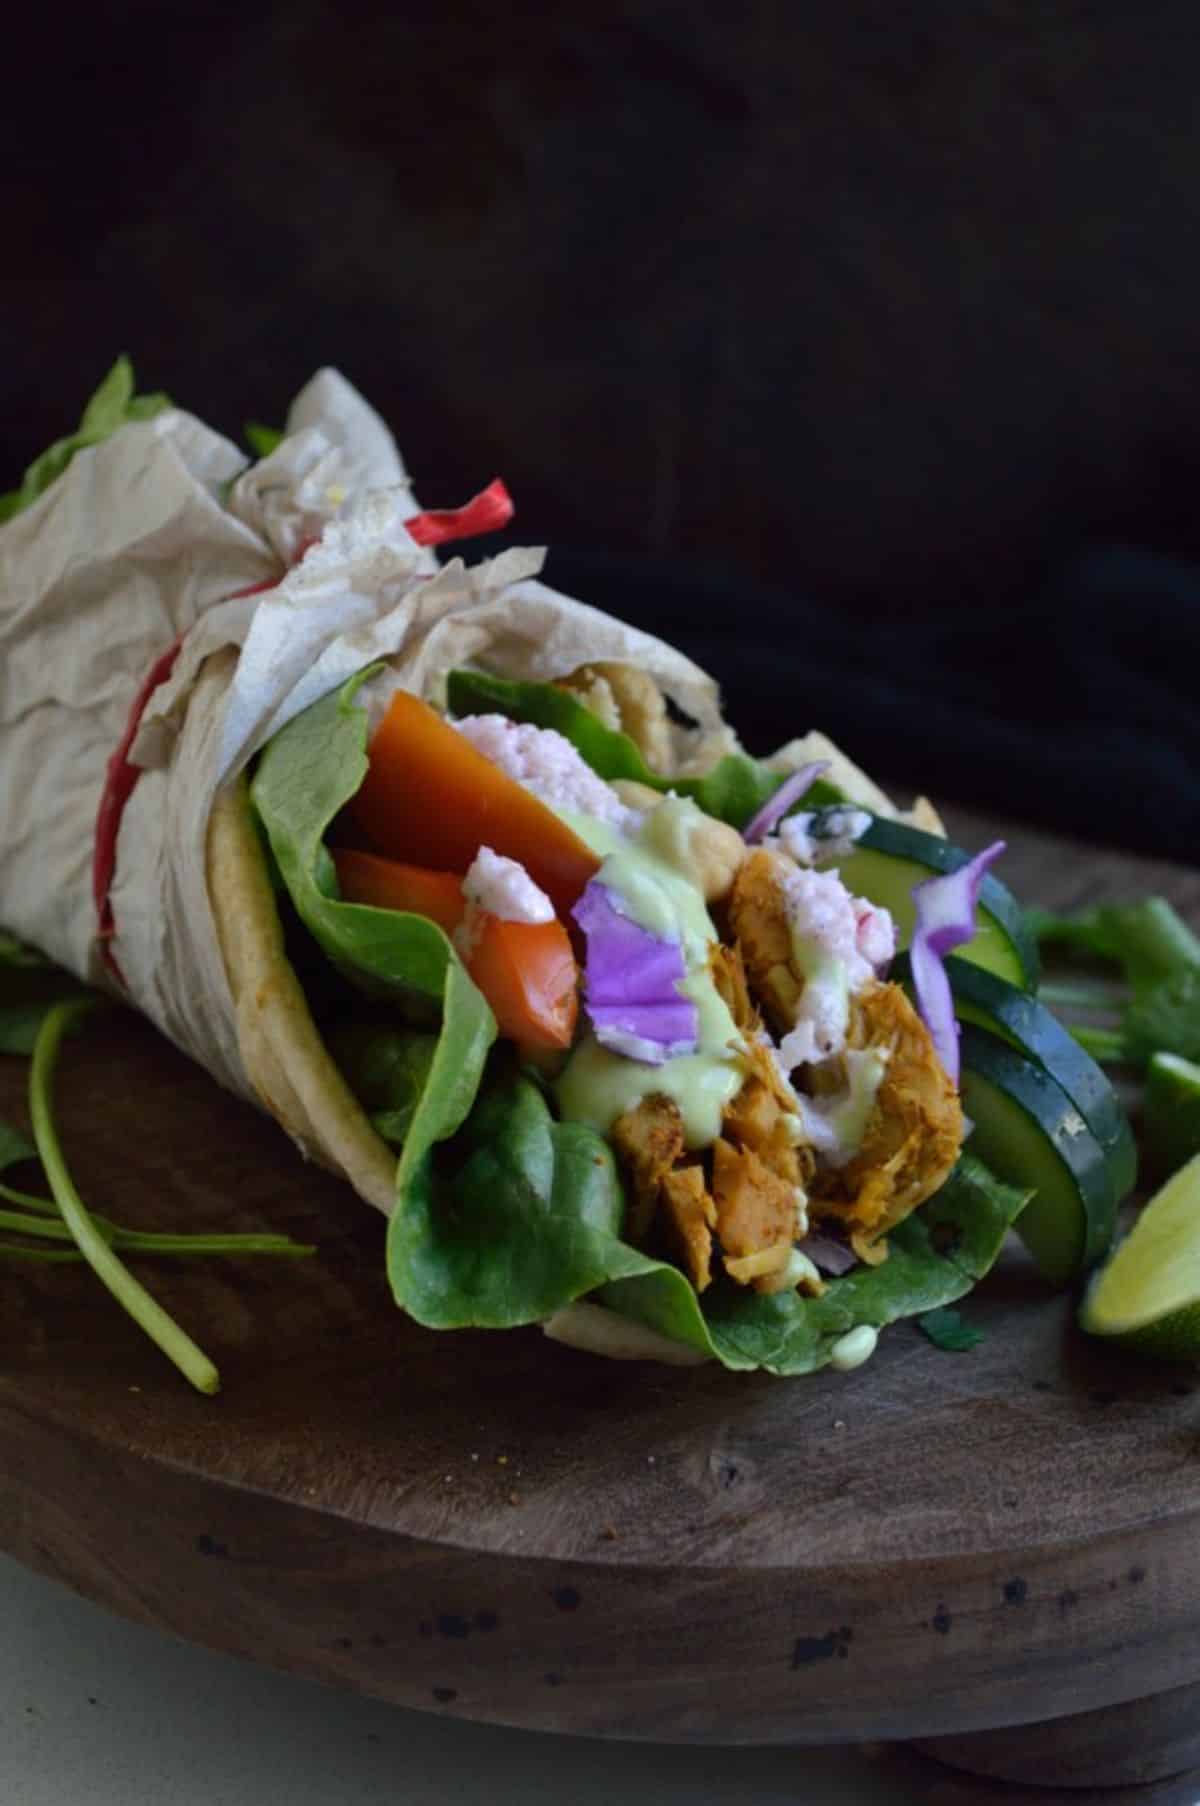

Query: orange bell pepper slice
346 690 599 918
333 847 579 1054
463 913 578 1053
331 849 464 935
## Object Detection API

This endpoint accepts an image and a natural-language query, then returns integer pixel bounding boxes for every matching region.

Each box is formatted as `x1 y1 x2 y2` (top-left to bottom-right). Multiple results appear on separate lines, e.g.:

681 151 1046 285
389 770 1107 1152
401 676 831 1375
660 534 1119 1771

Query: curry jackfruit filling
606 870 965 1295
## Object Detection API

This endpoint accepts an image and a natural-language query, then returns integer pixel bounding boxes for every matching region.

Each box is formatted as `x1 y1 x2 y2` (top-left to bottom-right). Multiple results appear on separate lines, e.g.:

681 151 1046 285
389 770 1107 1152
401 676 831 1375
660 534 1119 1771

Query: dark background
7 2 1199 857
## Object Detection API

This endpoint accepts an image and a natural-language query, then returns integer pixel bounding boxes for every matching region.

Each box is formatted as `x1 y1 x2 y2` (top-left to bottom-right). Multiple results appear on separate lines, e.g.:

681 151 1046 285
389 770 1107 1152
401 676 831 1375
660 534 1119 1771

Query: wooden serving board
2 806 1199 1793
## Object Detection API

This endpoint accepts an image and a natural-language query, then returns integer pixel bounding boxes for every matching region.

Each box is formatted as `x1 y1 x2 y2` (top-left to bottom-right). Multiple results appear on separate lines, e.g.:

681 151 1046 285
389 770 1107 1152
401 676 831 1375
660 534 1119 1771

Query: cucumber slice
891 952 1137 1202
958 1023 1119 1283
831 818 1039 991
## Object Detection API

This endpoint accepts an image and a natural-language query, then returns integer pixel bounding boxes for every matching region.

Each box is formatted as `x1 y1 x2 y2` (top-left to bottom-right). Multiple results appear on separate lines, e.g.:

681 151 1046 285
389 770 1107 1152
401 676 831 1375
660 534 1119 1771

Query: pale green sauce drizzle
782 1247 821 1291
788 938 850 1058
834 1048 890 1156
830 1324 878 1371
554 799 743 1149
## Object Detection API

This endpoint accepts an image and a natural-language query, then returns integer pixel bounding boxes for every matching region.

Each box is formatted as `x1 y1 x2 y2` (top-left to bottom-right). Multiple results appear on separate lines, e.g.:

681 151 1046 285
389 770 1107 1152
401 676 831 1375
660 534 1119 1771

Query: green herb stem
0 1178 61 1216
0 1202 309 1260
0 1207 97 1244
0 1243 86 1264
113 1229 315 1257
30 1000 221 1396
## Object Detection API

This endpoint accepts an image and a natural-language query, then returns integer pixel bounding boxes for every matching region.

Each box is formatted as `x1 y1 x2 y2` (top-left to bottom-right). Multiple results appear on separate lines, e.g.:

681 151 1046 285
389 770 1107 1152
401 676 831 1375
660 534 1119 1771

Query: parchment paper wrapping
0 370 727 1119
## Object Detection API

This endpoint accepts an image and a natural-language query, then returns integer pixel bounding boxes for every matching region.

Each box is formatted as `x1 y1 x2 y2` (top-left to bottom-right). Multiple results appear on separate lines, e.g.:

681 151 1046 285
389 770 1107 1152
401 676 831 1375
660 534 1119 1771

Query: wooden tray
3 806 1199 1794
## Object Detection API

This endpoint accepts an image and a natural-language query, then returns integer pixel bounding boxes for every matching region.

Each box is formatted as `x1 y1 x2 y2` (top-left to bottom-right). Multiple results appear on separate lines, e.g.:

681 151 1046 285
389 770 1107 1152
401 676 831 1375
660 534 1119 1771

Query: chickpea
612 782 746 903
611 779 663 811
687 812 747 903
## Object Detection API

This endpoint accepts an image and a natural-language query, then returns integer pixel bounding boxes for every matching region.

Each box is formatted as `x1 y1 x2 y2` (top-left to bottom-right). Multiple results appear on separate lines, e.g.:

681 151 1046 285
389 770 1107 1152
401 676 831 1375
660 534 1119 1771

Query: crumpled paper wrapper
0 369 727 1111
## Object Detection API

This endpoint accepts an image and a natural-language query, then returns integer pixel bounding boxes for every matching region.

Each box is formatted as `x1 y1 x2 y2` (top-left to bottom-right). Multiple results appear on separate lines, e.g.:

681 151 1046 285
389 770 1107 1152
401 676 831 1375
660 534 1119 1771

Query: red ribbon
404 478 513 546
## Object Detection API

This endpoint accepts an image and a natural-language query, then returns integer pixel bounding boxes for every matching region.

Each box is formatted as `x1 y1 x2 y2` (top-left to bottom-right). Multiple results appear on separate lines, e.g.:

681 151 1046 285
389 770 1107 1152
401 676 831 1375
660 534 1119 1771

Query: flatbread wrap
0 364 1034 1374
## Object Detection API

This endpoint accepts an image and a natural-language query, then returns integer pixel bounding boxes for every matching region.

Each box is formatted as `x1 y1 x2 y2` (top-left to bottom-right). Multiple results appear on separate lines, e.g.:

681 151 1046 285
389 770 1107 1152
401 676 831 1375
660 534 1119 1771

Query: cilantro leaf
1124 971 1200 1066
917 1306 985 1352
1028 900 1200 991
1031 898 1200 1074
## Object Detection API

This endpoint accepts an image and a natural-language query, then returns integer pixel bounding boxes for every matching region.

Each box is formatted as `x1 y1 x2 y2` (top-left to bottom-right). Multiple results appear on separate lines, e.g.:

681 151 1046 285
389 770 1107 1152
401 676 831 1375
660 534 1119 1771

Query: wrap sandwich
0 363 1032 1375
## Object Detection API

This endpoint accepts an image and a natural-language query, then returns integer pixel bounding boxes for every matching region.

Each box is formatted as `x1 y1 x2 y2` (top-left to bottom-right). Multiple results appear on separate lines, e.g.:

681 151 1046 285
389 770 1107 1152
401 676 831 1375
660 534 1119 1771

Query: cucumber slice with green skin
830 818 1039 991
958 1023 1119 1283
891 952 1138 1202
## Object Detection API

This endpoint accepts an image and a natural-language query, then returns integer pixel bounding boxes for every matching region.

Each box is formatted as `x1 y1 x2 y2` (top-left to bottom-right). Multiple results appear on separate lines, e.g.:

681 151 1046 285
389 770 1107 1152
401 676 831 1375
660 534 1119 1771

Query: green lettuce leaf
249 671 497 1171
250 680 692 1333
326 1019 440 1147
599 1155 1029 1374
0 358 172 523
389 1071 677 1328
387 1085 1027 1367
445 668 843 828
917 1305 985 1352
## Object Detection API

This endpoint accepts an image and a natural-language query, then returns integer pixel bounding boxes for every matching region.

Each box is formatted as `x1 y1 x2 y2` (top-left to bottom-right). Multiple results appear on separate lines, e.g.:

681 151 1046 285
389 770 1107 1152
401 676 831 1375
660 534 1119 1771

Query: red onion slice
798 1232 858 1276
910 841 1006 1086
572 881 699 1065
742 761 831 845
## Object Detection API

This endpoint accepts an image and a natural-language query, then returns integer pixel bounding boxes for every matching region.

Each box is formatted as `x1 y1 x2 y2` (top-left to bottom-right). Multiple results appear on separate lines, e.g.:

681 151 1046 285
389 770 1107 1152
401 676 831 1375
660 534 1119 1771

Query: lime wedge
1080 1151 1200 1360
1143 1051 1200 1181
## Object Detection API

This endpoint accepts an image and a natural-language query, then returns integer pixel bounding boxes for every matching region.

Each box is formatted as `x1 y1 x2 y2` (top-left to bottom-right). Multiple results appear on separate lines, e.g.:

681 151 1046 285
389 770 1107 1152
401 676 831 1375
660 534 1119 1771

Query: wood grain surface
2 805 1198 1779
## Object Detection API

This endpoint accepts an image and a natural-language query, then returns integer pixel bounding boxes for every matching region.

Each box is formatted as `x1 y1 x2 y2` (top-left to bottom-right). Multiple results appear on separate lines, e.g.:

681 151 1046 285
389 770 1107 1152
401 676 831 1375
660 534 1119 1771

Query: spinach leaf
0 935 91 1056
601 1155 1028 1375
250 672 497 1172
389 1071 679 1329
388 1091 1028 1370
326 1019 440 1148
0 358 171 523
918 1305 985 1352
445 668 842 828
